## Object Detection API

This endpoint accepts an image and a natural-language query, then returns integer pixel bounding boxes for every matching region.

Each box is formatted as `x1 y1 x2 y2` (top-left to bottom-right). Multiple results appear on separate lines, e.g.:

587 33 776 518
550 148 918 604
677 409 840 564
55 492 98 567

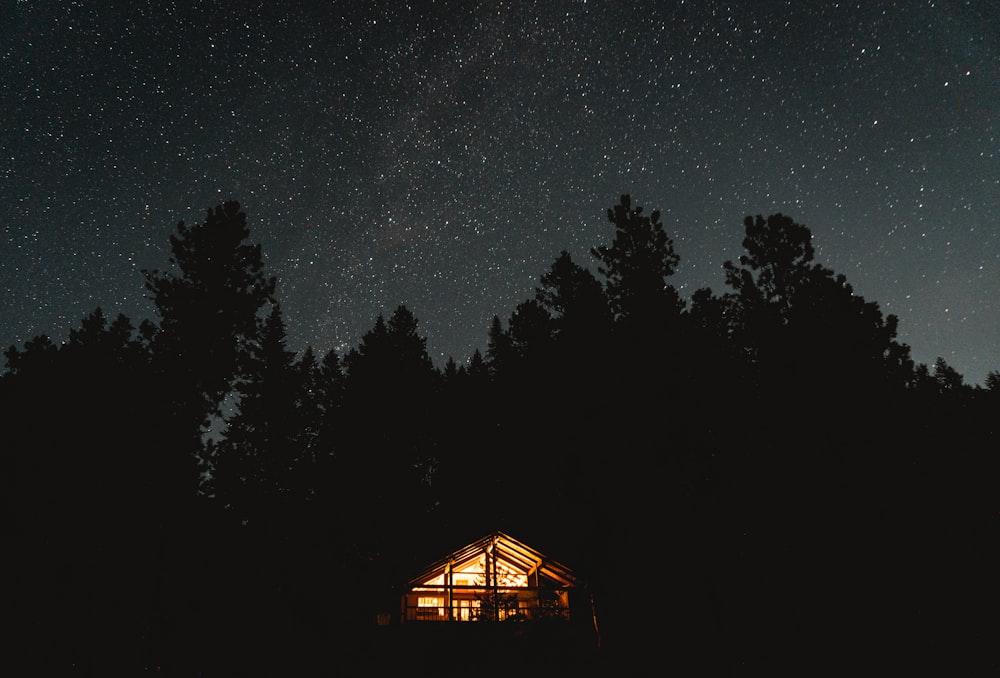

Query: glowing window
418 597 445 616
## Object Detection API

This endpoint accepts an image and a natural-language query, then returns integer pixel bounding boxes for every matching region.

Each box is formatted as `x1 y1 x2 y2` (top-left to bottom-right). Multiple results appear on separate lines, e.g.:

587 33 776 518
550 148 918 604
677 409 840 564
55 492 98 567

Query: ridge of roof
407 530 577 587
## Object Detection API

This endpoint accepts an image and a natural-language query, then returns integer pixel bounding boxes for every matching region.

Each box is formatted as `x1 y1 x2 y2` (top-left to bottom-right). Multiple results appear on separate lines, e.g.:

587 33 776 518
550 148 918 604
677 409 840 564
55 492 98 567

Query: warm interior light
417 597 445 616
420 553 528 588
405 533 577 623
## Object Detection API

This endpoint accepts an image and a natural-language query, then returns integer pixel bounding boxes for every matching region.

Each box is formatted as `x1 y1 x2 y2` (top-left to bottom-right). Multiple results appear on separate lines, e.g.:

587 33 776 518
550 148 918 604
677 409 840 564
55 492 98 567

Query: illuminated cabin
402 532 578 623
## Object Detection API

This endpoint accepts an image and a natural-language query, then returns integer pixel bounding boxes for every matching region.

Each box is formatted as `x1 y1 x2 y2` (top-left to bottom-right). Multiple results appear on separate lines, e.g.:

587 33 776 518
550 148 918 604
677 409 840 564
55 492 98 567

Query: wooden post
535 558 541 616
446 560 453 621
490 536 499 621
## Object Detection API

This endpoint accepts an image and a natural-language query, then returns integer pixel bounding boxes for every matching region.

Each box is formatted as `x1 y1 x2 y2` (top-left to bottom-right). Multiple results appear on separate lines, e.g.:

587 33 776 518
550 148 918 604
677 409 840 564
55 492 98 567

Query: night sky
2 1 998 383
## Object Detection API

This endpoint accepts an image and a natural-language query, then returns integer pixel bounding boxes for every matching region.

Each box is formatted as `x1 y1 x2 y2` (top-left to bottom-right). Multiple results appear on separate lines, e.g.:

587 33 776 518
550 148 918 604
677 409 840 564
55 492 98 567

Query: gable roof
407 531 577 588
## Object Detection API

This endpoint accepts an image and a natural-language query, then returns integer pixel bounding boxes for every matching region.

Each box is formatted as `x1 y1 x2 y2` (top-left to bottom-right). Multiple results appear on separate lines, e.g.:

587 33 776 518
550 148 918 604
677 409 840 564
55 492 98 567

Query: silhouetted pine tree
536 250 611 348
592 194 684 336
213 304 325 521
507 298 555 372
336 305 440 571
486 314 515 379
723 213 912 397
466 348 489 381
136 201 277 670
590 194 690 409
534 249 612 410
708 213 926 665
309 346 344 505
142 200 276 487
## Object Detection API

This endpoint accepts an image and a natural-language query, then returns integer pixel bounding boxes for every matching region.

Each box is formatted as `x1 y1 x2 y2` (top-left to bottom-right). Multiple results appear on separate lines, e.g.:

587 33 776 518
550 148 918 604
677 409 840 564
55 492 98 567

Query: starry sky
2 1 998 383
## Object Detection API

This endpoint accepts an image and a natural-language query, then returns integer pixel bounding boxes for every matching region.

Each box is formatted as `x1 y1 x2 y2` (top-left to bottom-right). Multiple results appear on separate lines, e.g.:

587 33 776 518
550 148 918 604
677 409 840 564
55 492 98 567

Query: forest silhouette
3 196 997 675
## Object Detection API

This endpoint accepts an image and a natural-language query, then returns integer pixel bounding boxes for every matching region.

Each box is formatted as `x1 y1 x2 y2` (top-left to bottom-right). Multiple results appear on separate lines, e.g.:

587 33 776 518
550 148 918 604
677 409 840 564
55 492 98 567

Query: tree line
3 196 997 675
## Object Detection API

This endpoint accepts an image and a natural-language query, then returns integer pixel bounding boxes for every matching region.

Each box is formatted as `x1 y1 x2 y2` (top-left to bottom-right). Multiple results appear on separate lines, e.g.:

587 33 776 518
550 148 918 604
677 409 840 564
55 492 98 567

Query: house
401 531 583 624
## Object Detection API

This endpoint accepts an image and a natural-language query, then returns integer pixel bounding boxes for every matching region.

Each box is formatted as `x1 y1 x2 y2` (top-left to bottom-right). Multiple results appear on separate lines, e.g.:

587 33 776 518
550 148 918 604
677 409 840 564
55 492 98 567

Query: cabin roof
407 531 577 588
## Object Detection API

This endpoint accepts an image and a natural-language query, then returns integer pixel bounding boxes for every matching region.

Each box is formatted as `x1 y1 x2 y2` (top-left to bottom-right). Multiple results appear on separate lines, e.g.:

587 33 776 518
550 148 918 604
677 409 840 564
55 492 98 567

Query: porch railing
404 599 568 622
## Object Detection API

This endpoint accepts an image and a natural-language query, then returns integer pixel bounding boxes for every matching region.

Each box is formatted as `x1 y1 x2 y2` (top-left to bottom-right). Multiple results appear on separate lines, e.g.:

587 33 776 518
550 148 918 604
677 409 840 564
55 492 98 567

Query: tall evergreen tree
342 306 436 395
213 304 306 517
932 356 967 393
312 345 345 475
486 314 515 379
466 348 488 381
143 201 276 460
723 213 911 392
592 194 684 331
507 298 554 365
535 250 612 391
536 250 610 340
724 213 817 315
984 370 1000 393
338 306 439 567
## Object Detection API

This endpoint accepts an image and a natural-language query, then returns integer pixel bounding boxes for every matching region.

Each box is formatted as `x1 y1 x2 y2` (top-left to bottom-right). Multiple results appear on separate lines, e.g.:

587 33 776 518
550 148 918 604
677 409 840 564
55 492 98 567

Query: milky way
2 1 998 382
